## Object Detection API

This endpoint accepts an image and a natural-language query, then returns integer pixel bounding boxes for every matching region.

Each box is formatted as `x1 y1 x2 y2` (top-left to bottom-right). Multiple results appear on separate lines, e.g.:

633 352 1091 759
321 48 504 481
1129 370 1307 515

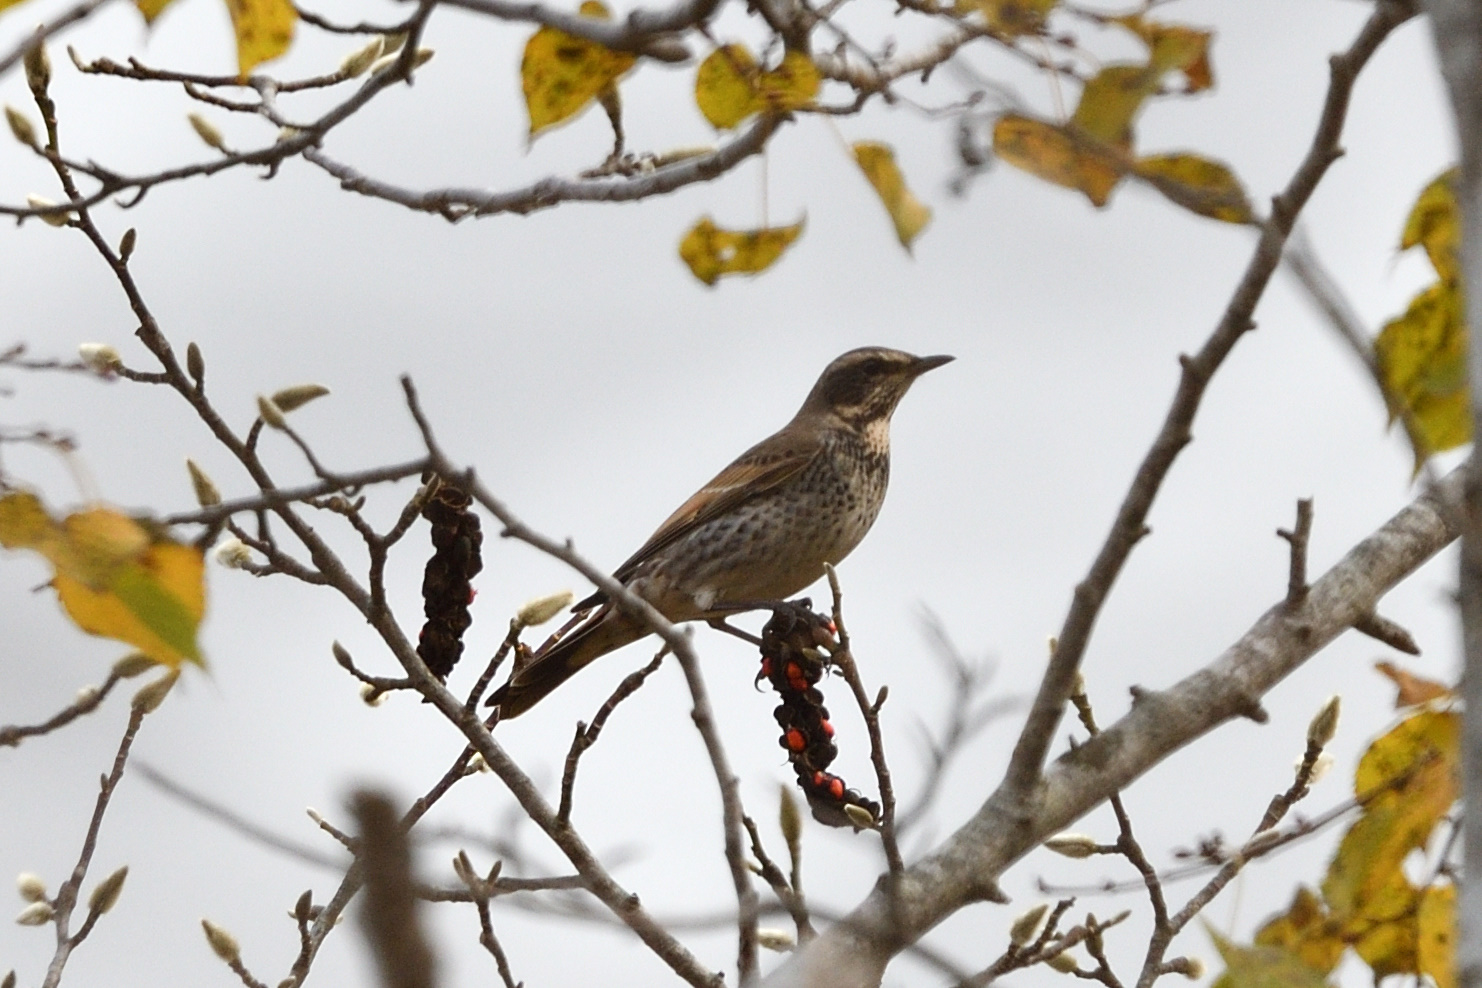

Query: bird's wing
573 430 821 610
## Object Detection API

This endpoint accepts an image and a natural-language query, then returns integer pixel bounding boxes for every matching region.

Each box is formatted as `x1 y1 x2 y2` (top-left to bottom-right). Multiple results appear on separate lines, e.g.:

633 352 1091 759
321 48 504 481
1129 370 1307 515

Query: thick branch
1000 0 1415 800
763 464 1463 988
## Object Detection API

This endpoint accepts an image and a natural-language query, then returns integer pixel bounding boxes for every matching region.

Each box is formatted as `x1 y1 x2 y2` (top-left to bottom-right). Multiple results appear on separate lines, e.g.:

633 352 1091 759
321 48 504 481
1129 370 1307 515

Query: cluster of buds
756 602 881 829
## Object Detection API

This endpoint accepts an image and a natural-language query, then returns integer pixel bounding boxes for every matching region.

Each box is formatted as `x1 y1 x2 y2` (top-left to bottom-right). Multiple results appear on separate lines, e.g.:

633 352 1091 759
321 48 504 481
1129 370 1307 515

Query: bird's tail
487 605 647 719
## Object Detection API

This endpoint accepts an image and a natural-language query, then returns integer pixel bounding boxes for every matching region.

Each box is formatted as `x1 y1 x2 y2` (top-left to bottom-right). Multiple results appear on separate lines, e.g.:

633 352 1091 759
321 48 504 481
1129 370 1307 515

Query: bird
488 346 953 719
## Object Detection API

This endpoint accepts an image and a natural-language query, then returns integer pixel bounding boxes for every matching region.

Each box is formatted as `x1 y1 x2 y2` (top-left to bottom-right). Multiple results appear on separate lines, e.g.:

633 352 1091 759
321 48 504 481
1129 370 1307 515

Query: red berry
828 778 844 799
760 656 773 677
821 719 834 737
785 729 805 751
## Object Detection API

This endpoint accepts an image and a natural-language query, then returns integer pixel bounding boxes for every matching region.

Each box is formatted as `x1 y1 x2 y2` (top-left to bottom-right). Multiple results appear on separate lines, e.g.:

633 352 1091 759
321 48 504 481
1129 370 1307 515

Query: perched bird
489 346 953 719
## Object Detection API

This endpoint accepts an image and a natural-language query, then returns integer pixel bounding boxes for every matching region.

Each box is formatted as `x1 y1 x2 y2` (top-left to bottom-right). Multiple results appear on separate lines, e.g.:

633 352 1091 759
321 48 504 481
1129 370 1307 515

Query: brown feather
572 430 822 610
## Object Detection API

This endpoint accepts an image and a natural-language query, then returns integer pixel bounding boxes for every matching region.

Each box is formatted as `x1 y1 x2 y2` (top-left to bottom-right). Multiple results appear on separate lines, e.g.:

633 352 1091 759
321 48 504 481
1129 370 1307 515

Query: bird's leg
707 617 764 647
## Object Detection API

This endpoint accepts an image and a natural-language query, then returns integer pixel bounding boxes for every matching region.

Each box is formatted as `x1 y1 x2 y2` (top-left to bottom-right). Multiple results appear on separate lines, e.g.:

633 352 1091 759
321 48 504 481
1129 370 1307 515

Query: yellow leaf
1206 926 1328 988
993 114 1123 207
1072 64 1158 149
1402 168 1460 283
224 0 296 78
1134 153 1253 224
1374 281 1470 467
1374 661 1453 709
520 1 636 137
1114 15 1214 91
678 216 804 285
851 142 932 250
1322 710 1458 920
0 490 55 552
1348 869 1419 980
1252 887 1345 976
1417 883 1456 988
694 45 818 129
0 491 206 668
977 0 1058 37
134 0 176 23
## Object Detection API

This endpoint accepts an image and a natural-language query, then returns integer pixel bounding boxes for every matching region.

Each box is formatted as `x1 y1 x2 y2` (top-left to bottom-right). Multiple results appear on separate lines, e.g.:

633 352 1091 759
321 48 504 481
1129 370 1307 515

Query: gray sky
0 1 1461 986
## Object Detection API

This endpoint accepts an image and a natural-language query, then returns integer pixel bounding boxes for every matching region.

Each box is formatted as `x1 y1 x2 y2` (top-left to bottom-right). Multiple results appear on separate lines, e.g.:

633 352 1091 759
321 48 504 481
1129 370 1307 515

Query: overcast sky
0 1 1462 986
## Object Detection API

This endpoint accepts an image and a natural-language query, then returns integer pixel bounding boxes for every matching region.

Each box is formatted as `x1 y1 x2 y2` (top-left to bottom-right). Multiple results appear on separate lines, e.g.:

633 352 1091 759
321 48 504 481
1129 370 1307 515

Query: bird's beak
911 354 955 375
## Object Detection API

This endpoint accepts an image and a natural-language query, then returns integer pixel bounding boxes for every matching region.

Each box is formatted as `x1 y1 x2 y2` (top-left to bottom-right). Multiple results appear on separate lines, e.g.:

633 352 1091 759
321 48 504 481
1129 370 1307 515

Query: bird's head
799 346 954 428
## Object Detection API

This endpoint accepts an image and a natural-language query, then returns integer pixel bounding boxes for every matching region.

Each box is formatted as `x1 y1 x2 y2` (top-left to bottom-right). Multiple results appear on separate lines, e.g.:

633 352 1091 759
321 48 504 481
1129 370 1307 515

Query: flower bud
186 458 222 507
1009 902 1048 946
1046 951 1079 973
338 37 382 77
1043 833 1100 859
5 105 37 149
269 384 329 412
1306 695 1340 749
779 785 801 849
411 48 434 68
87 865 127 915
215 538 253 568
23 41 50 97
380 32 407 54
16 874 46 903
117 227 137 262
75 684 100 705
515 590 573 629
1306 751 1334 784
186 341 205 384
112 653 157 679
843 803 876 830
131 669 180 714
756 928 795 952
256 395 287 430
26 194 69 227
78 342 122 373
15 901 53 926
359 683 386 707
201 918 241 963
187 113 226 151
